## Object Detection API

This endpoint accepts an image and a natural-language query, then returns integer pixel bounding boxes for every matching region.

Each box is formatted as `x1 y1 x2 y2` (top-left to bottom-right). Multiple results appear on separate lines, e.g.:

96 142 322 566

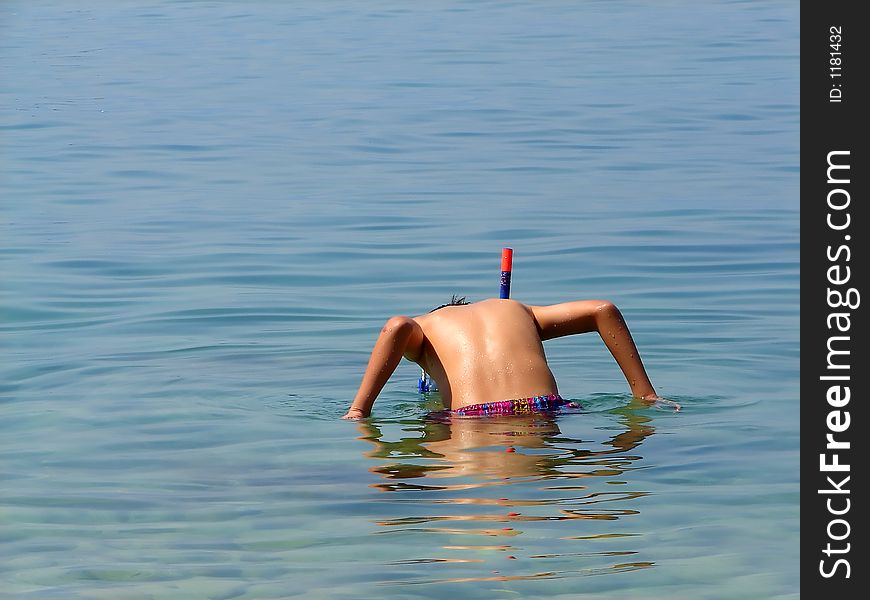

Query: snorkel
499 247 513 299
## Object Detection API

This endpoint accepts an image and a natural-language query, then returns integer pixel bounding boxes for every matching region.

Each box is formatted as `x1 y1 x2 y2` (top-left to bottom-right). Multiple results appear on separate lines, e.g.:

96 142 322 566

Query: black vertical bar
802 1 866 596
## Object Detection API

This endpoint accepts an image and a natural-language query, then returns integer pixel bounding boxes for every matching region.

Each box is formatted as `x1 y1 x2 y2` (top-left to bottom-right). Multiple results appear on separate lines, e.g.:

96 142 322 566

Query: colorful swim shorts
452 394 578 416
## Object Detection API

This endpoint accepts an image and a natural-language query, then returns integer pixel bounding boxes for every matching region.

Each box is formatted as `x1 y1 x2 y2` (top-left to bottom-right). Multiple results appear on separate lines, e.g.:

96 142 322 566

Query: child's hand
641 394 681 412
654 398 681 412
342 407 367 420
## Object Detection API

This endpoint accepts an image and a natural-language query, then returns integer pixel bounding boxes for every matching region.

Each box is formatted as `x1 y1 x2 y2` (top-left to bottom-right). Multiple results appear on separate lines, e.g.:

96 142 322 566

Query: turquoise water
2 2 798 598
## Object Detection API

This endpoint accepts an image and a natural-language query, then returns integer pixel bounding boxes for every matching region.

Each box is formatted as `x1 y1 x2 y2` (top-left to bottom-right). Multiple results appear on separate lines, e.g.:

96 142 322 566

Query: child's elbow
593 300 620 316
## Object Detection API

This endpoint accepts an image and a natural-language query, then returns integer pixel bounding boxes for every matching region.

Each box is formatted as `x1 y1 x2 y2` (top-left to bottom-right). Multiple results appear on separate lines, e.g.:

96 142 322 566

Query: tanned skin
343 298 676 419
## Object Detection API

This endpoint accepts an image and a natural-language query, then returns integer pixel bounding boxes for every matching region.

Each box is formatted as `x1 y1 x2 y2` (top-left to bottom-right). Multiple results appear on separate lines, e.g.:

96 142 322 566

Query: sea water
1 2 798 598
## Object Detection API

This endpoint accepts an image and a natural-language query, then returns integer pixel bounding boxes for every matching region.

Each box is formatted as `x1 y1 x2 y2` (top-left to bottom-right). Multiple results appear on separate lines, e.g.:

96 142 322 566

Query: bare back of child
343 297 677 419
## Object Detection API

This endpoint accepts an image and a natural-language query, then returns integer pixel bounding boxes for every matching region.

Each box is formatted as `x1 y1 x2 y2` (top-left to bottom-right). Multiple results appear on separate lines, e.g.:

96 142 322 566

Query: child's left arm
342 316 424 419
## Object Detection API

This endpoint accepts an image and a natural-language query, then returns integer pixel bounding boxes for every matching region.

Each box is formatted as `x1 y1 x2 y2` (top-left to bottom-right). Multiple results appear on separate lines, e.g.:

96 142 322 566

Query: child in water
343 296 678 419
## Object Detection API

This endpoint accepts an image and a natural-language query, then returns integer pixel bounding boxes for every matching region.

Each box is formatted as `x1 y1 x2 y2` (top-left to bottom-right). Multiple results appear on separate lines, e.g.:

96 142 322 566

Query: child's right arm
528 300 660 402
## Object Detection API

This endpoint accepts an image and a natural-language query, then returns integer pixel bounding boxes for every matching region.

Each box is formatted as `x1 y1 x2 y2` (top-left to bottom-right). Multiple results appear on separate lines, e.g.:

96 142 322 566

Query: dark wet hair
430 295 470 312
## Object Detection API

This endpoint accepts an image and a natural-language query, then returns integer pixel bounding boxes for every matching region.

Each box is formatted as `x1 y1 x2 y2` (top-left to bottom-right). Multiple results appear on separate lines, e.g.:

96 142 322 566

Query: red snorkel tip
500 247 513 273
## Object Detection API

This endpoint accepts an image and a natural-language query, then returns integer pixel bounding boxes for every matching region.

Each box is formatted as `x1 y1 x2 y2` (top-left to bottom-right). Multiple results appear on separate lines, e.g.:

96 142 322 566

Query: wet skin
343 298 675 419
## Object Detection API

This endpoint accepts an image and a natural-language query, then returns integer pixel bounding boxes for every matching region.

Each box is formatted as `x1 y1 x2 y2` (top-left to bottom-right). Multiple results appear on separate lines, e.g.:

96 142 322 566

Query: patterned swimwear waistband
453 394 575 416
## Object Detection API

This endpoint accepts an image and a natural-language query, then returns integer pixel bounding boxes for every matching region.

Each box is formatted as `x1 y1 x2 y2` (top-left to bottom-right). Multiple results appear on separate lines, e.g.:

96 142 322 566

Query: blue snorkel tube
418 369 437 393
419 248 513 394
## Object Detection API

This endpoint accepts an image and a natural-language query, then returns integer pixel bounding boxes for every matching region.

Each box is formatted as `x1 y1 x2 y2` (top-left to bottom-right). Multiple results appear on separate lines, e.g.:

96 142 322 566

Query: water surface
2 2 799 598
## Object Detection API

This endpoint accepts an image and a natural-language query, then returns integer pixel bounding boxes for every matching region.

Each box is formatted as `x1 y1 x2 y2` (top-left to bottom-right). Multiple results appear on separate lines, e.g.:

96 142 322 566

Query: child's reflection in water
351 401 660 582
355 399 656 488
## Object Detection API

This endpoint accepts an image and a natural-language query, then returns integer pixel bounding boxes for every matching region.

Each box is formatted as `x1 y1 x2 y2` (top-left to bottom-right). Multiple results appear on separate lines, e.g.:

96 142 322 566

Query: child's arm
342 316 424 419
528 300 660 402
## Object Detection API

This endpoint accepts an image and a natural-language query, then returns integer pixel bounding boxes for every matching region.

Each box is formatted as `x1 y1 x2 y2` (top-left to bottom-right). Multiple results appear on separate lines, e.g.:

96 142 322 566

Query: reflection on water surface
355 402 658 585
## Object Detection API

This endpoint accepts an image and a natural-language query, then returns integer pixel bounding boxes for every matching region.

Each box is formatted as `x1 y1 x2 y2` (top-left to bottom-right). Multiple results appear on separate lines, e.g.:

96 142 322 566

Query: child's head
431 295 470 312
